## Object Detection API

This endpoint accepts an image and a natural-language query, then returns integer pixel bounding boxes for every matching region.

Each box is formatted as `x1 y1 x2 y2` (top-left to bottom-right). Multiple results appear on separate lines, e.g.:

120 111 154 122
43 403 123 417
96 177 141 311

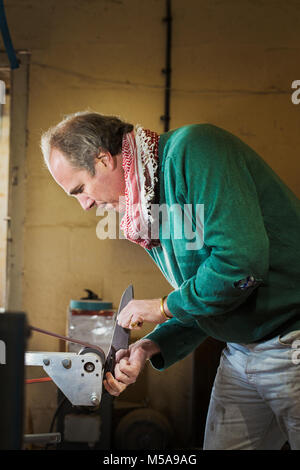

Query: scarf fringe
120 126 160 249
135 126 159 223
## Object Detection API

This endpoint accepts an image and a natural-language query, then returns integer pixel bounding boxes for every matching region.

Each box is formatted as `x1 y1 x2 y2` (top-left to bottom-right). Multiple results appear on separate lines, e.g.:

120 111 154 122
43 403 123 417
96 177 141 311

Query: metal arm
24 285 133 409
25 350 104 407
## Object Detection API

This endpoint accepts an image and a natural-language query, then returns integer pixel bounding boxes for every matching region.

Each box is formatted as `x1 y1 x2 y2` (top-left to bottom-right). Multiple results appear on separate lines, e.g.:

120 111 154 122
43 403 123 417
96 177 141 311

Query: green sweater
145 124 300 370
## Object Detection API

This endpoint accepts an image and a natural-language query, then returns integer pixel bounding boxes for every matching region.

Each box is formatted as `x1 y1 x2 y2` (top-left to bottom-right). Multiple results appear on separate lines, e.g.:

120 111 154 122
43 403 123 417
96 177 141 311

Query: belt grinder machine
0 285 133 449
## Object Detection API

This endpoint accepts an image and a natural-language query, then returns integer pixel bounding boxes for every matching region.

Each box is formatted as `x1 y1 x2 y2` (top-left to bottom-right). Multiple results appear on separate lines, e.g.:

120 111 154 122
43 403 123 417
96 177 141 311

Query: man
42 111 300 450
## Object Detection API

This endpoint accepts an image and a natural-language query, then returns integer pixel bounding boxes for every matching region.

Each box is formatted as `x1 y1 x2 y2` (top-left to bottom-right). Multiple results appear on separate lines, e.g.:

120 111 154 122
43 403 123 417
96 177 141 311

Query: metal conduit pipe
161 0 172 132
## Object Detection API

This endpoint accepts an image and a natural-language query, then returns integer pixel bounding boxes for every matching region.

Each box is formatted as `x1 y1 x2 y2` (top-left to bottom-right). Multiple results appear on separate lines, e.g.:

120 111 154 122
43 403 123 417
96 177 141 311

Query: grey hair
41 111 134 175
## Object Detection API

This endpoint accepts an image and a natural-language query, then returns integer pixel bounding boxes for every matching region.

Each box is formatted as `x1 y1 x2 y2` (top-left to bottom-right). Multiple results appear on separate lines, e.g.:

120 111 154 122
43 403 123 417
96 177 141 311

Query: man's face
48 148 126 212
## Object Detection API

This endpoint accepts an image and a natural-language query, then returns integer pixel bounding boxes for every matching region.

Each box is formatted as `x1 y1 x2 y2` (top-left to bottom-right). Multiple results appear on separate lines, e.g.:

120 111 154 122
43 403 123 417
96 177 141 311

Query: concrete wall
1 0 300 446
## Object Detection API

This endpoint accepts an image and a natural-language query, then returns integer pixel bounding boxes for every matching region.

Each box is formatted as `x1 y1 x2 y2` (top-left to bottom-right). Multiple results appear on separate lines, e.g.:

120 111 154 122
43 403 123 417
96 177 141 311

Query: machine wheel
114 407 173 450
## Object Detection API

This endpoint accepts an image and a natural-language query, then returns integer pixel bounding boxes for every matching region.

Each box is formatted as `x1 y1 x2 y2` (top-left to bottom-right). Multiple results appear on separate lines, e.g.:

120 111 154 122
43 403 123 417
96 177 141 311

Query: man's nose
77 194 95 210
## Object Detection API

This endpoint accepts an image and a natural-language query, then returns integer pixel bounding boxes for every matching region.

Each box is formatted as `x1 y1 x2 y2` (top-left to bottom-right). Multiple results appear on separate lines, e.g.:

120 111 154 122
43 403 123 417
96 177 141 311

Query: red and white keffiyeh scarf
120 126 160 249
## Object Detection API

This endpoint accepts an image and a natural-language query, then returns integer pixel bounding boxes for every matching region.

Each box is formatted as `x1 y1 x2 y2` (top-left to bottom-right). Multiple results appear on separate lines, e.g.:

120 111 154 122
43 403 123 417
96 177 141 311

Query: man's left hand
117 298 170 329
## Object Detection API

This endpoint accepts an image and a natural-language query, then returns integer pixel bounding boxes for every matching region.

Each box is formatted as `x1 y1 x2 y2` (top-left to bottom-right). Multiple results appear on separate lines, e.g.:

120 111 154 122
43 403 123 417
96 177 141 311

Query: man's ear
95 150 115 169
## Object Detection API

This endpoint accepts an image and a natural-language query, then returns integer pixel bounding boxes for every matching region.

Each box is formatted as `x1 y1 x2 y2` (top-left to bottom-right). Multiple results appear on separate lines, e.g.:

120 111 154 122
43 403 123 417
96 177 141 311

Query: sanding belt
28 285 133 379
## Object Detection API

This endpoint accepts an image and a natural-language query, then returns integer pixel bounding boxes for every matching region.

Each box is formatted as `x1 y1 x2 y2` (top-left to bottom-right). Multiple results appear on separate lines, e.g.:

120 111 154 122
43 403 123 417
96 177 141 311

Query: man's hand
103 339 161 397
117 298 172 329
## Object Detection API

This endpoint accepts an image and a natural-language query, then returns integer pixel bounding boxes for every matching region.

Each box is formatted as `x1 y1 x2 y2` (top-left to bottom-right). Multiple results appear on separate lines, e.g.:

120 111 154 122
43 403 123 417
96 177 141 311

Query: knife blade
104 284 134 376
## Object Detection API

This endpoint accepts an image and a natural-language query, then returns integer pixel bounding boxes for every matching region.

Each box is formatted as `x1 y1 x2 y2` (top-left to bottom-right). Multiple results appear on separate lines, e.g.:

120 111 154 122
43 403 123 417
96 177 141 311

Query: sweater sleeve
164 124 270 324
144 317 207 370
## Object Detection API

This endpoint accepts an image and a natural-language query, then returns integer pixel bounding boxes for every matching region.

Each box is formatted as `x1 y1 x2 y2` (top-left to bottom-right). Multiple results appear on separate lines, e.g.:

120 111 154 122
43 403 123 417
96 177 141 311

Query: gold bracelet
160 296 170 320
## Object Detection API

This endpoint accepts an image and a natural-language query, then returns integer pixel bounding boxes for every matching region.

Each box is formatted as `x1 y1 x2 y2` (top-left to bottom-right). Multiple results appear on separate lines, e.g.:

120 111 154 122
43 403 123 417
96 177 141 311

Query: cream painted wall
0 88 9 308
2 0 300 446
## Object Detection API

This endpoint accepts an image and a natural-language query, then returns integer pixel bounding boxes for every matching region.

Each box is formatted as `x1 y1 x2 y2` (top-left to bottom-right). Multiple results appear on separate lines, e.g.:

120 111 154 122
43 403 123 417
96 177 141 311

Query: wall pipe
161 0 172 132
0 0 19 69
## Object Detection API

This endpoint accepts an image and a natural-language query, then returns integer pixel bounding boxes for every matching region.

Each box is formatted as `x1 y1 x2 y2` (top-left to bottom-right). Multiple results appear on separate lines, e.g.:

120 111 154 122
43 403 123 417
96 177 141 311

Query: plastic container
68 292 116 357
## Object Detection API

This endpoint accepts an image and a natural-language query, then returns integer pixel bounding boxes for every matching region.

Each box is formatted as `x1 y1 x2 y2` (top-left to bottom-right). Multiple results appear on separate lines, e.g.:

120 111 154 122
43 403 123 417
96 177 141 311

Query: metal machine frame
0 285 133 449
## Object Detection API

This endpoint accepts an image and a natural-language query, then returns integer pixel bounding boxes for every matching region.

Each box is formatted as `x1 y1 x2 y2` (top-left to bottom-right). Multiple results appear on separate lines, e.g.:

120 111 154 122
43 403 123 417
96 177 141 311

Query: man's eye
69 185 84 196
75 186 84 195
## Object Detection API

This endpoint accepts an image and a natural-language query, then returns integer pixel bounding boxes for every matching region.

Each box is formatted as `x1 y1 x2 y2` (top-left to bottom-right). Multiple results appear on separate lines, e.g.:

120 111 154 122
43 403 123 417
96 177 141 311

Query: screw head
90 394 100 406
43 358 50 366
62 358 72 369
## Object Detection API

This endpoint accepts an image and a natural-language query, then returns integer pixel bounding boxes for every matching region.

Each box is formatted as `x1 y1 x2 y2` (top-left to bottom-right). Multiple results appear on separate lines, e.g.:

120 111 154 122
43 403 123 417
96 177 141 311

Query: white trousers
203 330 300 450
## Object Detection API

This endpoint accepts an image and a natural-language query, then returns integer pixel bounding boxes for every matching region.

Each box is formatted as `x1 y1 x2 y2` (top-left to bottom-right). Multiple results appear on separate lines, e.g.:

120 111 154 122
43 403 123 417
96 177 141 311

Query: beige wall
0 85 9 308
2 0 300 445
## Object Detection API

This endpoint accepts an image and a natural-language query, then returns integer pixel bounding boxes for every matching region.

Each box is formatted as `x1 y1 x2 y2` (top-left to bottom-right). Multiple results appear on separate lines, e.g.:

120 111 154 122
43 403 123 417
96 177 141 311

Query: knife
104 284 133 376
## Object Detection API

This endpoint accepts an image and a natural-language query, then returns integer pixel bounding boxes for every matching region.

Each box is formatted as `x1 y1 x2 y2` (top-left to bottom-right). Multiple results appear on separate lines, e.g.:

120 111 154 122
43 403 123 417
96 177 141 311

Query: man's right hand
103 338 160 396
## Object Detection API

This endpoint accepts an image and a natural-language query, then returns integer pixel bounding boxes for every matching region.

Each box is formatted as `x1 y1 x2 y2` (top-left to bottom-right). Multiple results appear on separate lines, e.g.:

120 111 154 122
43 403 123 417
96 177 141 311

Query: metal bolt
62 358 72 369
84 361 95 373
43 358 50 366
90 393 100 406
